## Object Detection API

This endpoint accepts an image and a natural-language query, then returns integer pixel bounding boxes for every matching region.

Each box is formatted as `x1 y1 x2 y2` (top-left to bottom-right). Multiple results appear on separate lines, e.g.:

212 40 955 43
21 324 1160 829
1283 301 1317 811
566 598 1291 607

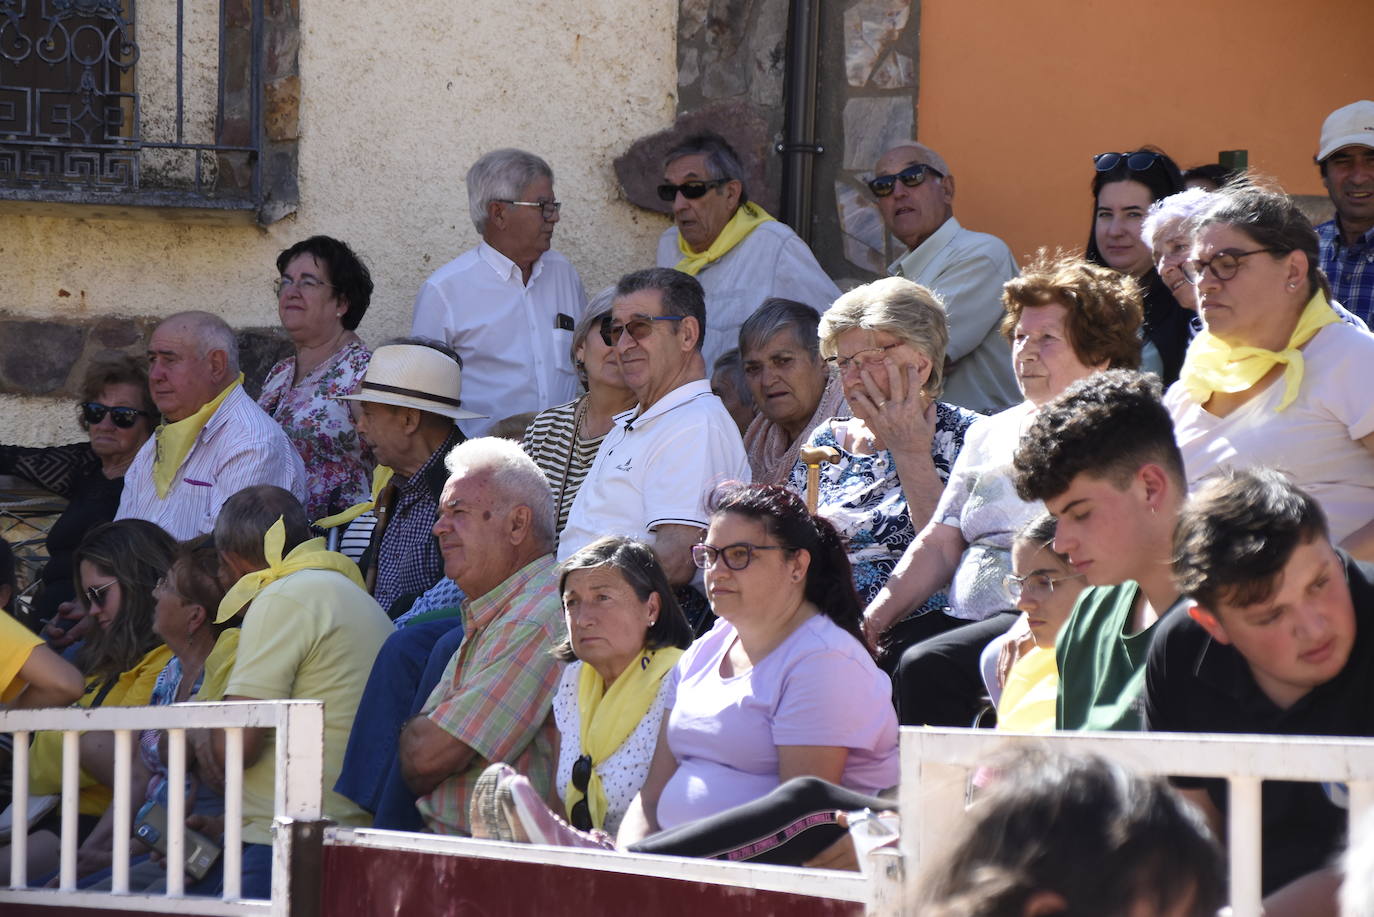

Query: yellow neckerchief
152 374 244 498
216 517 365 623
314 465 395 529
566 647 683 829
1179 291 1339 412
674 201 776 276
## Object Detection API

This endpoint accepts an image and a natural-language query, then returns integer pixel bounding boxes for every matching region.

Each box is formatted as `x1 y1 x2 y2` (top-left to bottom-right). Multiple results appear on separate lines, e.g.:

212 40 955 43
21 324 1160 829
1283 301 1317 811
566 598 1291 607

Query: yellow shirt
0 611 43 703
996 645 1059 733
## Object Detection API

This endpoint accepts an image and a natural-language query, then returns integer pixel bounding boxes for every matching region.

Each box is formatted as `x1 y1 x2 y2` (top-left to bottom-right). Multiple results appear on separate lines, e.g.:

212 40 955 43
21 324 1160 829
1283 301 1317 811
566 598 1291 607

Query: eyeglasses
656 178 727 202
599 313 685 346
570 754 594 831
497 199 562 219
273 275 335 296
1093 151 1165 173
85 579 116 609
1180 248 1280 284
823 343 902 373
1003 571 1084 601
866 163 944 198
80 402 154 429
691 541 787 571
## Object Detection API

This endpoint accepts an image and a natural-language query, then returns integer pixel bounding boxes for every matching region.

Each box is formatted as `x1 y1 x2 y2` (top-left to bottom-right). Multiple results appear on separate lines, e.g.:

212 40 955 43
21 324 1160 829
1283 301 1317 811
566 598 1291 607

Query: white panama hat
340 343 485 420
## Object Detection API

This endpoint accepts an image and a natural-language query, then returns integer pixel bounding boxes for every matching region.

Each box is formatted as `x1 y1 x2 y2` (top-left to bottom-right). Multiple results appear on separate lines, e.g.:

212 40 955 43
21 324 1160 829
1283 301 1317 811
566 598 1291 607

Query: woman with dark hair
258 235 376 520
1086 148 1193 384
1 355 156 631
1166 180 1374 560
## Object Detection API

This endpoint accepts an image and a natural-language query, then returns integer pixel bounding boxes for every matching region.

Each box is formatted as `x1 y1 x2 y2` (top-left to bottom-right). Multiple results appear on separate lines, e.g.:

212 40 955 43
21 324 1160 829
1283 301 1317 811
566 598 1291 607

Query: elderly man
559 268 750 587
398 438 565 836
655 132 839 367
339 338 476 618
411 148 587 436
117 310 305 539
1315 100 1374 324
871 142 1020 414
200 485 392 898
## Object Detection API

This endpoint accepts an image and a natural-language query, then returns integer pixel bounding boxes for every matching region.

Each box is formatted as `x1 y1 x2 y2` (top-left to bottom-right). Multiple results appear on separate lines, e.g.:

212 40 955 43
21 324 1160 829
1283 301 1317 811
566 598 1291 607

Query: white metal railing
0 700 324 916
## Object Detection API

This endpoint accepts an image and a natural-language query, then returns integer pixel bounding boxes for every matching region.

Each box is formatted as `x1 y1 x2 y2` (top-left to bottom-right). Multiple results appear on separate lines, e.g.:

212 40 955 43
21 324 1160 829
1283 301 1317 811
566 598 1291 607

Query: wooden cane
798 446 841 515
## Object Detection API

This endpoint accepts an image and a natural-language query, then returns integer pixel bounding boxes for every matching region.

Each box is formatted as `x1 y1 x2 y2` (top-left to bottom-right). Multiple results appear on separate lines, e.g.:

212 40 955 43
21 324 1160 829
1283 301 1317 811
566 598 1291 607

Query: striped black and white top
521 398 606 540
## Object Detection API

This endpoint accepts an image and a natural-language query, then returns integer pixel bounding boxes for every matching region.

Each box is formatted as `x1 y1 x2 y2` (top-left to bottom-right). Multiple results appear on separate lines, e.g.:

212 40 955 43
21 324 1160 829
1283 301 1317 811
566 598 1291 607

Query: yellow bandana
674 201 776 276
314 465 395 529
152 374 244 498
1179 291 1339 413
216 517 365 623
566 647 683 830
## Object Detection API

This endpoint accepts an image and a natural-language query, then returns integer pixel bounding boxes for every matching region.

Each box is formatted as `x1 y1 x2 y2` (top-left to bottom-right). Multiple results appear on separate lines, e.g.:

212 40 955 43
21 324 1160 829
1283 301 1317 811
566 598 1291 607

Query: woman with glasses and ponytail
1166 180 1374 561
1087 148 1193 384
0 356 156 635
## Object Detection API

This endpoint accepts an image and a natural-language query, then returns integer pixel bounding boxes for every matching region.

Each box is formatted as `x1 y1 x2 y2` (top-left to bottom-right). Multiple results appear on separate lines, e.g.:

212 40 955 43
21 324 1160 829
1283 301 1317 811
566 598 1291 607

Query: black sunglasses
866 163 944 198
570 754 594 831
656 178 728 202
80 402 154 429
1094 151 1164 173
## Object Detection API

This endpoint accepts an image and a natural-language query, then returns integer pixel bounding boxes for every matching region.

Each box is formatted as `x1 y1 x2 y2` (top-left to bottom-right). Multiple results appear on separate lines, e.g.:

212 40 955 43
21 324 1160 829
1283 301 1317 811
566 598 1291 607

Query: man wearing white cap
340 338 481 618
1316 100 1374 324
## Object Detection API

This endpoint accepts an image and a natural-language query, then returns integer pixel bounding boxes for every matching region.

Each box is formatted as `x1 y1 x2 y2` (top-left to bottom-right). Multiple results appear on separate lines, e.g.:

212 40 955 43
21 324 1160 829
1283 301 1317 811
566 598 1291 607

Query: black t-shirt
1144 551 1374 894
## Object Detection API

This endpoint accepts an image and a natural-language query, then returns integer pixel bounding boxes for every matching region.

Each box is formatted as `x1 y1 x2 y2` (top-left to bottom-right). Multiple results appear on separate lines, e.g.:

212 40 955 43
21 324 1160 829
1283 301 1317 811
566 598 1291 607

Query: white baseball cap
1317 100 1374 162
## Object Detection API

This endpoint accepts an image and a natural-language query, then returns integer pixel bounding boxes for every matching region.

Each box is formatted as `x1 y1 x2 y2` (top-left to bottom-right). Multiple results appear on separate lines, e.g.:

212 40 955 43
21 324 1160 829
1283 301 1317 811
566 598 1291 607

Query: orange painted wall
916 0 1374 263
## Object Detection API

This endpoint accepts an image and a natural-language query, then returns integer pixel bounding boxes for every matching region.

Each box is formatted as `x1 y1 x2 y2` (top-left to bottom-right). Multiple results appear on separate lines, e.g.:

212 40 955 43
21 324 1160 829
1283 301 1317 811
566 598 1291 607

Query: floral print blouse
258 339 374 521
787 401 980 608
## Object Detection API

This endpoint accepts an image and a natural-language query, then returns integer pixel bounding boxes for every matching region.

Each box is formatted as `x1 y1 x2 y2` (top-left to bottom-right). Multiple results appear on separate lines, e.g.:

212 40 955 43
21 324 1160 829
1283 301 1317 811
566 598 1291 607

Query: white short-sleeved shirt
558 380 750 560
552 660 678 836
1165 322 1374 543
411 242 587 437
656 222 839 368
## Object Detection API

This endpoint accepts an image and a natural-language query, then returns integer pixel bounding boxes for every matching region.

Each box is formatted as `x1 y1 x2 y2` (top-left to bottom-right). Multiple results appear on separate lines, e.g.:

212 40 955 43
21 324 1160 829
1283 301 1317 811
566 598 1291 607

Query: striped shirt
117 385 307 540
520 397 606 539
1318 219 1374 325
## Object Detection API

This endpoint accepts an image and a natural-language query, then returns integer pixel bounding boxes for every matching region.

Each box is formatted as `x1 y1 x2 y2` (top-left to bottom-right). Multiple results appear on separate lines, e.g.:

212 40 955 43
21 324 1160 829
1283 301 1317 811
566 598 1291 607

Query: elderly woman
866 252 1143 725
739 298 847 486
522 292 637 539
786 278 980 633
258 235 375 521
1167 181 1374 561
472 535 693 839
1 356 155 632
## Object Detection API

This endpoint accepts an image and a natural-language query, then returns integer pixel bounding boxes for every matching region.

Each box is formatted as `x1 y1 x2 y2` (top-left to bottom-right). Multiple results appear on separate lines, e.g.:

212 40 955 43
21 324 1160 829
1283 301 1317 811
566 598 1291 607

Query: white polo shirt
558 379 750 561
411 242 587 437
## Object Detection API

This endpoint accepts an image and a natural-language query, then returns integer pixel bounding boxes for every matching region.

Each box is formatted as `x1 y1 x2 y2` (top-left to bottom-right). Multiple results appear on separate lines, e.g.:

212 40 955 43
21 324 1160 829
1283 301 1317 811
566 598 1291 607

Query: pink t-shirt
656 614 898 830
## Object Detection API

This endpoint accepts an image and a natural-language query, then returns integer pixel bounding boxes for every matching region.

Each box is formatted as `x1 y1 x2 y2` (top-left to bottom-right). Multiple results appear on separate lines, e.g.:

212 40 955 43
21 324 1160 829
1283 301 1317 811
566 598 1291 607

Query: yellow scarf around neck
566 647 683 829
152 374 244 498
314 465 395 529
674 201 776 276
216 517 365 623
1179 291 1339 413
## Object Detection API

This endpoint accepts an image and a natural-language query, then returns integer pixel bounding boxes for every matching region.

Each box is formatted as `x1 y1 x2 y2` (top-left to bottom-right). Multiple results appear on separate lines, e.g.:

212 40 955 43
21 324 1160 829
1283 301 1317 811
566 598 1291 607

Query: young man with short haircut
1012 370 1187 731
1146 467 1374 907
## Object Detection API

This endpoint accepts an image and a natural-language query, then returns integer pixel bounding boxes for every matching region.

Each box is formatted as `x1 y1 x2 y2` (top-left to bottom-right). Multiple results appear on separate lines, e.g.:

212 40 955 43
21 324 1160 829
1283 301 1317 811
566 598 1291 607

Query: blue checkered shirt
1317 219 1374 325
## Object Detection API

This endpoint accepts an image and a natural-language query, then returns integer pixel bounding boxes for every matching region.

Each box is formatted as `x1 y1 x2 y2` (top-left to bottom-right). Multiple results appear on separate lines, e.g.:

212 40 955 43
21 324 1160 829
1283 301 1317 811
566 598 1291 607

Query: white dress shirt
117 385 307 540
411 242 588 437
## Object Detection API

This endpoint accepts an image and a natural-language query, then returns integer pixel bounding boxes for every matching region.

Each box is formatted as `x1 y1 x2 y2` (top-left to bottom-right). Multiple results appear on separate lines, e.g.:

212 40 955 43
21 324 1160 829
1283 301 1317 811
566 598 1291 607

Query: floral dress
258 339 374 521
786 402 980 607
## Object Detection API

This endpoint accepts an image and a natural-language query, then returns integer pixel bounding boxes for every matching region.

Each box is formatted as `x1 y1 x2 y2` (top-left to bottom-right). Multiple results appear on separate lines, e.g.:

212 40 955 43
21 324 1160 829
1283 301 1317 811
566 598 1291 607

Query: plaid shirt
416 554 564 835
1317 219 1374 325
372 426 463 615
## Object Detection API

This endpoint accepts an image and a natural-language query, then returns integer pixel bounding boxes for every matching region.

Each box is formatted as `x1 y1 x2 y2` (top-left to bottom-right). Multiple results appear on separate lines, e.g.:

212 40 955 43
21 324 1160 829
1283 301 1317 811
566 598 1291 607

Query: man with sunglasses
559 268 750 598
872 143 1020 415
412 148 587 437
1314 100 1374 325
654 132 838 367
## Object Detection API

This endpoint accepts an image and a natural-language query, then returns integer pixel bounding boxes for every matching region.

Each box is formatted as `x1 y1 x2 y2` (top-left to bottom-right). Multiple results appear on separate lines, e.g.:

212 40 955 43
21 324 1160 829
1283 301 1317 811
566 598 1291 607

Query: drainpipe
777 0 823 243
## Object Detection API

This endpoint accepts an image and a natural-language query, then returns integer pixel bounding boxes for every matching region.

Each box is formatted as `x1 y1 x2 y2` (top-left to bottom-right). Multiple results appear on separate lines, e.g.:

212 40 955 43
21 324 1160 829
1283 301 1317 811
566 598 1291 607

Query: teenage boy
1012 370 1187 731
1146 467 1373 906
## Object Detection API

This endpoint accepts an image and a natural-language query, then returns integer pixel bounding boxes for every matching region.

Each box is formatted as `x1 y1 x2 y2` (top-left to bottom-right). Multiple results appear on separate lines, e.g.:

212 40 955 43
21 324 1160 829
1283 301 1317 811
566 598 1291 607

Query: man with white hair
398 437 564 836
411 148 587 436
116 310 306 539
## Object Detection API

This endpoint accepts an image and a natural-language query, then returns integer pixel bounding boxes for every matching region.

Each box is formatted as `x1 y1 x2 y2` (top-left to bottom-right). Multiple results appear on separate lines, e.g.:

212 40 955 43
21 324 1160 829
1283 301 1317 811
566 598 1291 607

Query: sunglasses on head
1093 151 1164 173
80 402 154 429
598 313 685 346
866 163 943 198
569 754 594 830
656 178 727 202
